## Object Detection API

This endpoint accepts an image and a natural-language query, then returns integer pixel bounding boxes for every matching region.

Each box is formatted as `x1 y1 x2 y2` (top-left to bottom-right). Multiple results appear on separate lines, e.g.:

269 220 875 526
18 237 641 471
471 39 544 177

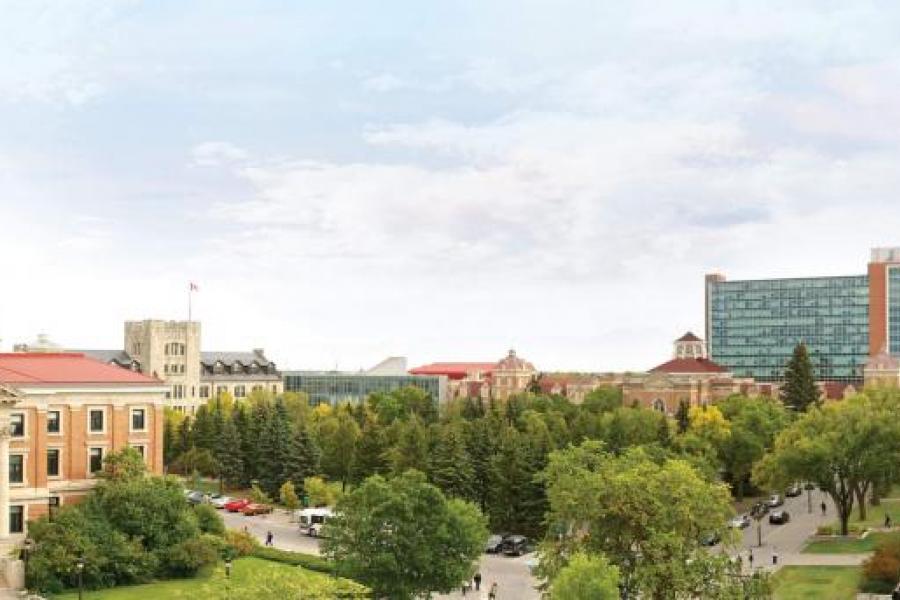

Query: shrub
250 483 273 504
816 525 834 536
280 481 300 511
251 546 334 574
863 535 900 592
194 504 225 536
224 529 258 557
160 535 220 578
304 476 340 507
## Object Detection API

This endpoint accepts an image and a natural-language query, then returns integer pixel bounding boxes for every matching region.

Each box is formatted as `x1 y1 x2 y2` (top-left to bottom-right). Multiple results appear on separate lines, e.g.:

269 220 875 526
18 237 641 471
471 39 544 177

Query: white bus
296 507 333 536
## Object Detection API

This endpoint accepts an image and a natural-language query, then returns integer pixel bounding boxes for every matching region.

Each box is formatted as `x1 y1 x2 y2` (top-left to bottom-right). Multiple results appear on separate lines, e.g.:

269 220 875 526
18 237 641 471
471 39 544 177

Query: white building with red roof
410 349 537 401
0 352 167 586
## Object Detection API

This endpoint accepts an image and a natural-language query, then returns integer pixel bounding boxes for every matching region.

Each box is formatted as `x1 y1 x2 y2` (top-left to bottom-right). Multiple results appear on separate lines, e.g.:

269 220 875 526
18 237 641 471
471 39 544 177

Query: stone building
622 332 773 414
79 319 282 413
0 352 166 587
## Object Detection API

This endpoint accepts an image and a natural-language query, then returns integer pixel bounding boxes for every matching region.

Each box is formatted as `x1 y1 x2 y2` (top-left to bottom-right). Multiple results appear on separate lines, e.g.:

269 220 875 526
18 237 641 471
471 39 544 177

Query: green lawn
831 497 900 531
772 566 862 599
51 557 336 599
803 531 900 554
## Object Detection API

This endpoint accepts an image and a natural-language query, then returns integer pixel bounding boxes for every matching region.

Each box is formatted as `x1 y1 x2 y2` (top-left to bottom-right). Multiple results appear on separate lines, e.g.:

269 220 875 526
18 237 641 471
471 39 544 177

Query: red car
241 503 273 516
224 498 251 512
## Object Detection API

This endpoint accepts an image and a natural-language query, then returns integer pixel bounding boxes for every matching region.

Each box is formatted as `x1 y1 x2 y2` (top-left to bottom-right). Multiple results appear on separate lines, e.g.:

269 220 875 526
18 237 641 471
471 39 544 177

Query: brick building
410 349 536 400
0 352 166 550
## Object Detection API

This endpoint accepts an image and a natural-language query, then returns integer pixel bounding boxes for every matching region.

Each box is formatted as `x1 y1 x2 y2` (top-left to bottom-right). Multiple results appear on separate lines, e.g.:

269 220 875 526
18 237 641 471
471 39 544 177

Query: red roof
409 362 496 381
0 353 161 386
649 357 728 374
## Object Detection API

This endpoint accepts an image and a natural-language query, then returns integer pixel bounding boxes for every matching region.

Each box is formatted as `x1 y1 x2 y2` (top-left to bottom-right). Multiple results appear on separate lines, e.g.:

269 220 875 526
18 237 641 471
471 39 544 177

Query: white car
210 496 232 509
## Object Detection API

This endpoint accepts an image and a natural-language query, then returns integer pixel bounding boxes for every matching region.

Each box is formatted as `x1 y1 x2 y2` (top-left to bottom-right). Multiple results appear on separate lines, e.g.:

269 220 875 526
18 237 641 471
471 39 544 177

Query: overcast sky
2 1 900 372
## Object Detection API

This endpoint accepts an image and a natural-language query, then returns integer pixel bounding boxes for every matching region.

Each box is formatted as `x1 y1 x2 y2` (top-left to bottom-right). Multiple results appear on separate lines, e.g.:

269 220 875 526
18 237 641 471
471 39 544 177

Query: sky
3 1 900 372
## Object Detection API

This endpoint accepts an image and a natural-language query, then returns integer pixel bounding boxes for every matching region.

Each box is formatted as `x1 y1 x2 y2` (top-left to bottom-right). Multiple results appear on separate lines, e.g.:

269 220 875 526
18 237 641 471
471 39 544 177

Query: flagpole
188 285 192 323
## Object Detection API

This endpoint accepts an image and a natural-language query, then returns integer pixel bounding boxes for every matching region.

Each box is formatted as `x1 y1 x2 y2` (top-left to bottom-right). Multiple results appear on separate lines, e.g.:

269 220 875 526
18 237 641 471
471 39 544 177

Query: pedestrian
772 548 778 566
474 572 482 591
461 580 468 596
748 549 754 569
488 581 498 600
886 513 893 529
265 530 274 547
242 525 248 534
821 501 827 516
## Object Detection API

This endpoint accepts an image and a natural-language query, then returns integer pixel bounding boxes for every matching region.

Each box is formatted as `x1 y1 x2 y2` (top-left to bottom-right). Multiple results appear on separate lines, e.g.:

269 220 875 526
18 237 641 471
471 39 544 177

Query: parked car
225 498 252 512
769 510 790 525
785 484 802 498
766 494 784 508
485 535 505 554
751 502 770 517
242 503 273 516
308 521 329 537
729 514 752 530
700 531 722 547
186 491 206 505
211 495 233 509
502 535 530 557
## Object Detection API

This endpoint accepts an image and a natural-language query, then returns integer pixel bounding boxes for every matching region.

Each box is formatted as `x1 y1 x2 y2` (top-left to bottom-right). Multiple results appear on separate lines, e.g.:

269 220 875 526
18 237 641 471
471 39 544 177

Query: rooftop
0 353 161 386
649 357 729 375
409 362 497 380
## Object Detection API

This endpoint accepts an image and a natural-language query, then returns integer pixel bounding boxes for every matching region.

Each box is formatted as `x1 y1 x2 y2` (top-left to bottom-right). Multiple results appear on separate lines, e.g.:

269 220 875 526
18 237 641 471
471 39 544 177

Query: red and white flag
189 282 199 292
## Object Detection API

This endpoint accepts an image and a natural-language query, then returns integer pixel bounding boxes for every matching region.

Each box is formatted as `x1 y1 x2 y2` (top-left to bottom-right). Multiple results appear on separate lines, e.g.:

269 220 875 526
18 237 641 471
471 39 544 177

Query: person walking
748 549 754 570
474 572 482 591
488 581 498 599
265 530 274 547
886 513 893 529
821 501 827 516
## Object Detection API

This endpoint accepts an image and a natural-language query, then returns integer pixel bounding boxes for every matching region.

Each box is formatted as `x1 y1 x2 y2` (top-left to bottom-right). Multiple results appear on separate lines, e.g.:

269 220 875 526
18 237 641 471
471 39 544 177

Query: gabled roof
409 363 496 380
201 351 273 367
676 332 702 342
0 353 161 385
74 349 137 366
649 357 728 374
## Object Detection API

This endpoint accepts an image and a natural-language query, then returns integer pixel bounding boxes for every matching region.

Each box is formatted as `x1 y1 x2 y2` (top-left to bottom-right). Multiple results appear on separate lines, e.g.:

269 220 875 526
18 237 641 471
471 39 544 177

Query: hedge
251 546 334 575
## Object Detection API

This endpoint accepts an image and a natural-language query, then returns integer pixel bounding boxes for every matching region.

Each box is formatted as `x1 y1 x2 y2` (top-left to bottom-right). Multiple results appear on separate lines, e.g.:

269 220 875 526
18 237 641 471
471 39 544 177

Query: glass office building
706 274 870 383
283 371 445 406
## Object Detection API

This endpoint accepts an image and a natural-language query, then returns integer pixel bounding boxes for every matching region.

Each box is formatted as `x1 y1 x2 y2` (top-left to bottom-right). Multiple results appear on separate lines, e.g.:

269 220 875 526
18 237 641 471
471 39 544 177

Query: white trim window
9 413 24 438
130 408 147 433
9 505 24 534
88 447 104 475
87 408 106 434
47 448 61 478
9 454 24 485
130 444 147 461
46 410 62 435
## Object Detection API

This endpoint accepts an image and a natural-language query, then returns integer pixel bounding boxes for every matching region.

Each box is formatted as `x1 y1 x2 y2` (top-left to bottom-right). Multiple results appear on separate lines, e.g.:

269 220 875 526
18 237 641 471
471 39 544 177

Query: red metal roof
649 357 728 374
0 353 161 386
409 362 496 380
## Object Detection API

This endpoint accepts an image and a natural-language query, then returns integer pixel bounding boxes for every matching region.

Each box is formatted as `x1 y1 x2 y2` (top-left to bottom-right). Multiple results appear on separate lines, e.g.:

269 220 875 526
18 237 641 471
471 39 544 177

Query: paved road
221 507 321 554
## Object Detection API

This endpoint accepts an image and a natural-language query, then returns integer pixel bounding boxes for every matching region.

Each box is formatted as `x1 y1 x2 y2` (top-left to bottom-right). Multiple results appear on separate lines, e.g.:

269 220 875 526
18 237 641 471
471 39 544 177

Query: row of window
8 409 147 438
9 445 146 484
164 364 186 375
8 503 56 535
164 343 187 356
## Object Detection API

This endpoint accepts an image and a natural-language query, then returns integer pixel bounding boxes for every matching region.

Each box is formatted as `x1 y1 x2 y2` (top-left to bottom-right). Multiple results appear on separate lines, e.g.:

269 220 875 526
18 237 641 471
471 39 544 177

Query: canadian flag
189 282 199 292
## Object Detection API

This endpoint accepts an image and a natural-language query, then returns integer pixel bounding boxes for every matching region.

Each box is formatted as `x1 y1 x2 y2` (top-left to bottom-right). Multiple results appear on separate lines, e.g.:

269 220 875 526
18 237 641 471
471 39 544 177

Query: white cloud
191 142 250 167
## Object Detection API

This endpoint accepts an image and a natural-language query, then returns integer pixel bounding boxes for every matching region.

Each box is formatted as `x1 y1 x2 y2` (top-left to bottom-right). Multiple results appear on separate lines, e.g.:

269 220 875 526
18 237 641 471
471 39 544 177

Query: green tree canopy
780 342 820 411
549 552 620 600
322 470 487 599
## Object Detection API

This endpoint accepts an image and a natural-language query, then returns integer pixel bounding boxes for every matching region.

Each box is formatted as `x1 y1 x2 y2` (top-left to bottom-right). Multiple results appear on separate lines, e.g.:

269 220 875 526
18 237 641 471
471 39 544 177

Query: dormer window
232 363 244 375
249 362 260 374
213 361 225 375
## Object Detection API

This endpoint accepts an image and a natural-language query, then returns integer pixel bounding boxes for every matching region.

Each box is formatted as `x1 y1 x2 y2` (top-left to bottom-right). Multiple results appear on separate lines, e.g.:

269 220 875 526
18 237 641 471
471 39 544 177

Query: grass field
803 530 900 554
51 557 336 599
772 566 862 599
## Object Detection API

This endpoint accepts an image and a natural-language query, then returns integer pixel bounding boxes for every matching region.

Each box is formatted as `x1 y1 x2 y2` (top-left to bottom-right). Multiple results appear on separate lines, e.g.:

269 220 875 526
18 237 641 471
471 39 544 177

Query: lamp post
76 556 85 600
22 538 33 590
806 482 815 514
224 557 232 599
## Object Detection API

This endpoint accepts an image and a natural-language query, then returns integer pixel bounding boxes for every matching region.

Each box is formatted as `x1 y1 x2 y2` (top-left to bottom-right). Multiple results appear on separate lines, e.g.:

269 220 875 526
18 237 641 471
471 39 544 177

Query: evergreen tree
351 417 388 483
216 412 245 488
319 411 360 491
428 422 474 499
465 418 496 511
243 401 271 486
675 400 690 434
289 424 321 492
259 399 296 496
388 416 429 475
192 405 217 451
177 416 193 454
488 425 545 536
780 343 820 412
163 413 180 467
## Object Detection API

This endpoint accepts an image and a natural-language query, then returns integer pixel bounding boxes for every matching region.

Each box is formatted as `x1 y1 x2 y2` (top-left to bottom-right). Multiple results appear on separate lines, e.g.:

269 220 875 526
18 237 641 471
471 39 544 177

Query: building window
131 408 146 432
131 444 145 459
48 497 60 520
9 455 23 484
272 385 277 394
89 410 104 433
9 414 24 438
234 385 246 398
47 410 61 434
216 386 227 397
652 399 666 413
89 448 104 474
9 506 23 534
199 386 209 399
252 385 262 393
172 385 184 399
47 449 60 477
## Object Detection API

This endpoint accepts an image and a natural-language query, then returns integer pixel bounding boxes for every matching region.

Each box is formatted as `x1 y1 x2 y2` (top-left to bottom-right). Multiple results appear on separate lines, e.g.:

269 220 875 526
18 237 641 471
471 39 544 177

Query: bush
194 504 225 536
250 483 273 504
160 535 220 578
251 546 334 574
816 525 834 536
224 529 258 557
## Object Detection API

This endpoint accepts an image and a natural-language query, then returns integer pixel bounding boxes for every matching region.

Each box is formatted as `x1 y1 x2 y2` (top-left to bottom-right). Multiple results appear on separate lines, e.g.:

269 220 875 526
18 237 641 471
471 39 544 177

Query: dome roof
495 349 535 372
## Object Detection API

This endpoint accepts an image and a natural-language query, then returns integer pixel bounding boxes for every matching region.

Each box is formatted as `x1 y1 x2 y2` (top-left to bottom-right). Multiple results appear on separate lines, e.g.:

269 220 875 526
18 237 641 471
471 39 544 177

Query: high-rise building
705 247 900 383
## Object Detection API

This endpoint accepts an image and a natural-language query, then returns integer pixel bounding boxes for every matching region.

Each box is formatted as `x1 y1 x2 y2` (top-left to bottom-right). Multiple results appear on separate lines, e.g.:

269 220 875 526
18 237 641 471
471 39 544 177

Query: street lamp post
76 556 85 600
22 538 34 590
224 557 232 599
806 482 814 514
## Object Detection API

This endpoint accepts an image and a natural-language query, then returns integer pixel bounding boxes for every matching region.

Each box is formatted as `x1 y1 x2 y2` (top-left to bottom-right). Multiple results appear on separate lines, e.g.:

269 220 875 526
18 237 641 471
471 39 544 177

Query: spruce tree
428 422 474 499
192 405 217 451
488 426 534 534
177 416 193 453
216 412 245 488
259 399 296 496
388 416 429 475
289 424 321 492
780 343 820 412
465 418 497 511
351 417 388 483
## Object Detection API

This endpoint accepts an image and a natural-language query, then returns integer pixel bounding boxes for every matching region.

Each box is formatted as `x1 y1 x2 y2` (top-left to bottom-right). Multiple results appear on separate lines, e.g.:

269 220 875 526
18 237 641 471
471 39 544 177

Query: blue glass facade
889 267 900 355
283 371 443 406
707 275 869 382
